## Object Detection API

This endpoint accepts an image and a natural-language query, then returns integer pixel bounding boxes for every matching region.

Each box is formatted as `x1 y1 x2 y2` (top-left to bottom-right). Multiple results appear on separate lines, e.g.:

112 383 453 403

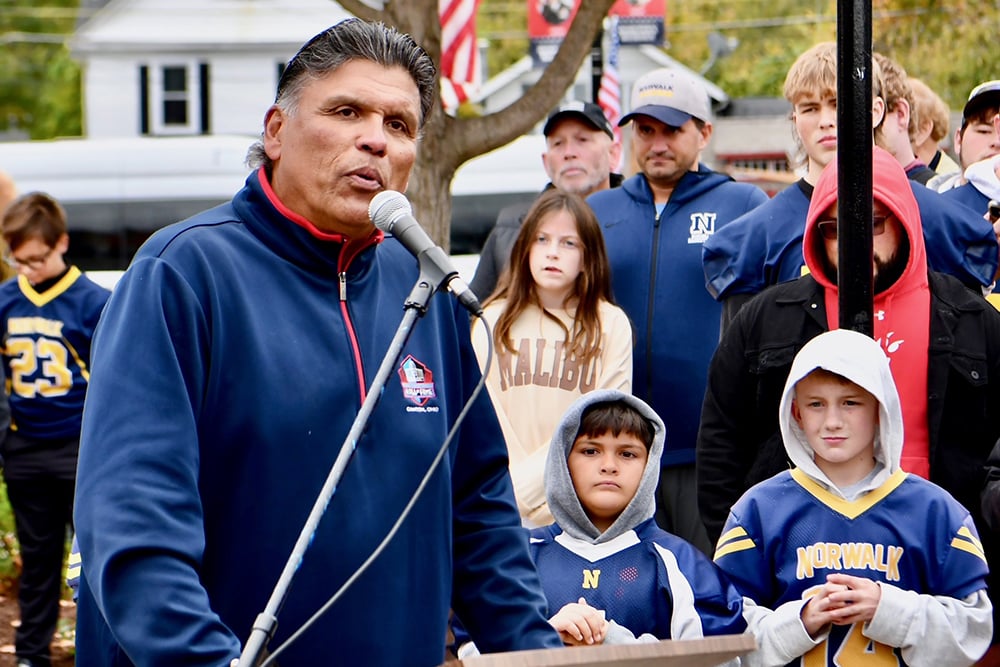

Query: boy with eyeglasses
698 147 1000 661
0 191 109 667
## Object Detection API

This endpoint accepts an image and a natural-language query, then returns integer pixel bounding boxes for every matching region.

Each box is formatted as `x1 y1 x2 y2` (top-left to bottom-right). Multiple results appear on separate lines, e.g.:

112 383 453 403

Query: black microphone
369 190 483 316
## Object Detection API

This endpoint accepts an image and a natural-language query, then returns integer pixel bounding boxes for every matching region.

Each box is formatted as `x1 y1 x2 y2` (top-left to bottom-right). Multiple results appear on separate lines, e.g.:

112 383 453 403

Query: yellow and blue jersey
532 517 747 640
0 268 109 440
715 469 989 666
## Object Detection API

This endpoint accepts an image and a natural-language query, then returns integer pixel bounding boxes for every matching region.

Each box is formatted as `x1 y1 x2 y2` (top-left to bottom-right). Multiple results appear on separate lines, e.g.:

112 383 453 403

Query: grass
0 478 20 594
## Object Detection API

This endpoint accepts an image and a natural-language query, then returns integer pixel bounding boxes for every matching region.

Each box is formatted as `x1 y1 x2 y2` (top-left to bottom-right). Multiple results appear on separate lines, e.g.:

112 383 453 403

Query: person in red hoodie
697 146 1000 660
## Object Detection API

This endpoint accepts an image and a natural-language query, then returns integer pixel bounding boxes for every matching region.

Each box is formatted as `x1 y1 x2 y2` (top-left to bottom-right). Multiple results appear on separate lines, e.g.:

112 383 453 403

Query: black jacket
697 271 1000 548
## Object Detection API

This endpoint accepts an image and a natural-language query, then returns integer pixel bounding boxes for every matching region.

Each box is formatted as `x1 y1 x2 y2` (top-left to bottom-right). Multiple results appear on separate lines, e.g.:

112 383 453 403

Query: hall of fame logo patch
398 354 437 407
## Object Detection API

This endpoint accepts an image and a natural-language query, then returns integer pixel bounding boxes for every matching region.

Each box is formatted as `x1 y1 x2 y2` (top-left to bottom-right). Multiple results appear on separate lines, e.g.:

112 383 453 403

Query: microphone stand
237 253 458 666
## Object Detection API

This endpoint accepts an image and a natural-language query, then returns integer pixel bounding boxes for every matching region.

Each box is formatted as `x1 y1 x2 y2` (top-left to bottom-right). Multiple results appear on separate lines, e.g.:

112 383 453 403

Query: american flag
439 0 482 114
597 16 622 144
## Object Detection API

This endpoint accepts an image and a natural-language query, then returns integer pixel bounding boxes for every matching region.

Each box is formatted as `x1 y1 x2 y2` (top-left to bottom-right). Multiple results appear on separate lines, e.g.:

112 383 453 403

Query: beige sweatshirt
472 300 633 525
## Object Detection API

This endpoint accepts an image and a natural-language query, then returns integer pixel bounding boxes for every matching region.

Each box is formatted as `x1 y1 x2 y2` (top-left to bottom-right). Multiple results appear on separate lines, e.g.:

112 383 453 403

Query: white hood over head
778 329 903 497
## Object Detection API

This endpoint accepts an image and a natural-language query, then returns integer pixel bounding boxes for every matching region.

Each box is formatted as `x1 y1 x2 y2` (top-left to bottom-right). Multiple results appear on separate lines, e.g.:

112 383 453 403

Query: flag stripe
440 0 482 112
598 17 622 144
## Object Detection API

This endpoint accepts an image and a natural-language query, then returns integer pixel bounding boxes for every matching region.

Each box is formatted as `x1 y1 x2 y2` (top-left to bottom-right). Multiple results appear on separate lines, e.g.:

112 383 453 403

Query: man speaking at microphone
73 19 562 666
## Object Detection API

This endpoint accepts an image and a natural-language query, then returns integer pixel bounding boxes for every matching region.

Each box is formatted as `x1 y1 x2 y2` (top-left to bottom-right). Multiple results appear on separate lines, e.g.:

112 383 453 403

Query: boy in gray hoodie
714 329 992 666
532 389 746 646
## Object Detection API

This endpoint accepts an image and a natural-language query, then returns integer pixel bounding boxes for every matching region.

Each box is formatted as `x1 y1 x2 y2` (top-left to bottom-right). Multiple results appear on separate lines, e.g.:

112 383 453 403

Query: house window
162 66 189 125
142 61 207 136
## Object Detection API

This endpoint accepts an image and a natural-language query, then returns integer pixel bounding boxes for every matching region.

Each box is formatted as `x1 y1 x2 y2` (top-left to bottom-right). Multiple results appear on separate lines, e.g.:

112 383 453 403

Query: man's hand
548 597 608 646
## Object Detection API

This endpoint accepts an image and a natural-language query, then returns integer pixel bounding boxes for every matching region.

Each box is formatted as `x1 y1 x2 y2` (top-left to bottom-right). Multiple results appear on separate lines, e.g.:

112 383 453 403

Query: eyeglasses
4 246 55 271
816 214 890 241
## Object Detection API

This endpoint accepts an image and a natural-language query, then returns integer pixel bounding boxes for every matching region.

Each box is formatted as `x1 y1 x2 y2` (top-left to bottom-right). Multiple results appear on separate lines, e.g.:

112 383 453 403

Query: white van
1 133 548 268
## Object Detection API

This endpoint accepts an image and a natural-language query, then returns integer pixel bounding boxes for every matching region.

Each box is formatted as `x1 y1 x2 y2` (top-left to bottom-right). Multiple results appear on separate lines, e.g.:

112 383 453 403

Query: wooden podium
451 634 756 667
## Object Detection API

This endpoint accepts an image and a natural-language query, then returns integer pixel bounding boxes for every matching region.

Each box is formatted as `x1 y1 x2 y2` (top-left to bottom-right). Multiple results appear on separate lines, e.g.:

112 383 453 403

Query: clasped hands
802 573 882 638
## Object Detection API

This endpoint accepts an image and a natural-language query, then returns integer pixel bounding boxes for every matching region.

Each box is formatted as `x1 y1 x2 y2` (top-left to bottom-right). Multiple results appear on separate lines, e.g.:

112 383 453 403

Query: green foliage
667 0 1000 110
478 0 530 79
0 0 83 139
0 478 20 589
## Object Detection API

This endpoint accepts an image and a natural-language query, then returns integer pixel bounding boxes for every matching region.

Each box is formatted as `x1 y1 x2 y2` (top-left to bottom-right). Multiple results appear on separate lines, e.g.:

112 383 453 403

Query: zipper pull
339 272 347 301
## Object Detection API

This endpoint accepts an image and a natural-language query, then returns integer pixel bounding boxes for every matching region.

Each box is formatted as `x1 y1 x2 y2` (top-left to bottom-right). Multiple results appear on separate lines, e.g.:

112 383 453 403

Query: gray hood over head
545 389 666 544
779 329 903 498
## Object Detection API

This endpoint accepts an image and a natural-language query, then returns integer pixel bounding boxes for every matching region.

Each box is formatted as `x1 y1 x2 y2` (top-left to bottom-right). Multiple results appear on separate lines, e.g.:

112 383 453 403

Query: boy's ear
790 398 803 426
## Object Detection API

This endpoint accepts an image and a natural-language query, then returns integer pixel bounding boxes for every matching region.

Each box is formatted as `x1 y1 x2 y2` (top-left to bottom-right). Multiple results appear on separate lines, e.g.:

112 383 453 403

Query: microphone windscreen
368 190 411 233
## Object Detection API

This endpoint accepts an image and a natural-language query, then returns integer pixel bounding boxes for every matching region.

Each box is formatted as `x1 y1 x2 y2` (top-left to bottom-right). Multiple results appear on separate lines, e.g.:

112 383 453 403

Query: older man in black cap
469 101 622 300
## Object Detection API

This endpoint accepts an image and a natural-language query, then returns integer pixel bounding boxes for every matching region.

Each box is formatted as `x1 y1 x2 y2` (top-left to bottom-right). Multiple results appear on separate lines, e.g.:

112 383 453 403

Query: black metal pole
836 0 874 336
591 26 603 104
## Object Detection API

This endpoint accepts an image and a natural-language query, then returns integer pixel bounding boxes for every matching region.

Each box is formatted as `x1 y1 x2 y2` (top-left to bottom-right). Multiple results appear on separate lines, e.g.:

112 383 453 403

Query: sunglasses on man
816 214 891 241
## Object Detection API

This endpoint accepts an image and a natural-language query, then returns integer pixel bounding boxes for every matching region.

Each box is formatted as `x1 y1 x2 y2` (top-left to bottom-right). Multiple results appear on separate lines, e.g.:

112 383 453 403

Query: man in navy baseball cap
589 66 768 558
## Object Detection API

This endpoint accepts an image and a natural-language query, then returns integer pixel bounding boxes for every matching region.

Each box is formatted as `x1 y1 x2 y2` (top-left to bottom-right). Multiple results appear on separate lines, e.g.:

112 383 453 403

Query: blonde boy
714 329 992 666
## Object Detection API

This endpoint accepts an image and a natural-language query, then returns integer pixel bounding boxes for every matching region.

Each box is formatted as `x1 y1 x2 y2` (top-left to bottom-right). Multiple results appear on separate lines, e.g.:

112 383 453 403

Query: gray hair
246 18 436 170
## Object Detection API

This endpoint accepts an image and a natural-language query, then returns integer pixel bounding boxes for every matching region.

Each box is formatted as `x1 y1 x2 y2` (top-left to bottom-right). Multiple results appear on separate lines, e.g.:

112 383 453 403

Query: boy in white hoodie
714 329 992 667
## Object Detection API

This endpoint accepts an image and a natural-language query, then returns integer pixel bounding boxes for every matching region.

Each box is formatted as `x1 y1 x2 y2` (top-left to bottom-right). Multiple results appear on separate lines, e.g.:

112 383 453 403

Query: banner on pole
527 0 581 67
609 0 665 45
527 0 665 68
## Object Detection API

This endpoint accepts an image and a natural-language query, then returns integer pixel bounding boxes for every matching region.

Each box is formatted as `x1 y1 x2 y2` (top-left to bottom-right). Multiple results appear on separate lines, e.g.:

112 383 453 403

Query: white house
71 0 353 138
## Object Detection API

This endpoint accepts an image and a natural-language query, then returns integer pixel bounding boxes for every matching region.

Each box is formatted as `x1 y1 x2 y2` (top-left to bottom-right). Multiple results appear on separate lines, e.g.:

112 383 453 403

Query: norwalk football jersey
529 517 746 640
0 268 109 439
714 468 989 666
